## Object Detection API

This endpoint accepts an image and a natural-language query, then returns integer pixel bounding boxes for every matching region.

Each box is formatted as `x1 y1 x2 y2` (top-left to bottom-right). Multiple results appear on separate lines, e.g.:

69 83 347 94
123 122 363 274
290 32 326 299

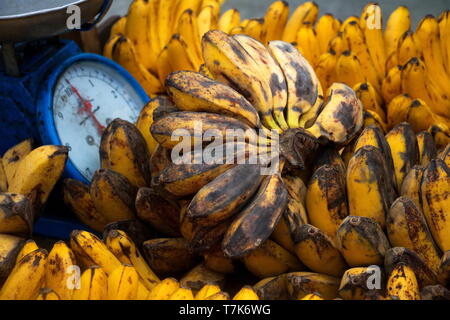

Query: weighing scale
0 0 151 239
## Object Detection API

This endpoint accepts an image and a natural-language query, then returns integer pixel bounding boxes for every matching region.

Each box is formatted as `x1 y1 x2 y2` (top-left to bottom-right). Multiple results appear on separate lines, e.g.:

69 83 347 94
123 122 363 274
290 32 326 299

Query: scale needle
66 79 105 135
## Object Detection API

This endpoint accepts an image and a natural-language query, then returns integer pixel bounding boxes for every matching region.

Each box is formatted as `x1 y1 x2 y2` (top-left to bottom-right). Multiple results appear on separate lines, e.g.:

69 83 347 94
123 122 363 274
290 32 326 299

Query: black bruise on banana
279 128 320 169
253 275 289 300
313 146 346 174
0 193 34 236
315 165 348 214
188 220 231 254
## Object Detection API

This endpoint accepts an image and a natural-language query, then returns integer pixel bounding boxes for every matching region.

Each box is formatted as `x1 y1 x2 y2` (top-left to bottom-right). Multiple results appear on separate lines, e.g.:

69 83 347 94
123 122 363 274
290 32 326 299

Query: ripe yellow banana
107 264 140 300
156 45 171 85
328 33 349 56
382 66 402 105
353 82 386 121
416 131 437 167
36 288 60 300
401 57 433 107
105 230 160 290
314 50 337 91
233 286 259 300
261 1 289 44
363 110 388 133
282 1 318 42
195 284 221 300
386 94 413 129
147 277 180 300
340 16 359 32
0 161 6 192
429 123 450 150
0 193 33 236
0 249 47 300
296 22 320 67
70 230 122 275
316 14 340 54
169 286 195 300
197 5 219 40
421 159 450 252
400 165 424 210
167 34 196 72
406 99 438 133
72 266 108 300
177 9 203 70
2 138 33 185
335 51 365 89
438 10 450 73
0 234 25 283
218 8 241 34
336 216 391 267
286 272 340 300
387 263 421 300
15 239 38 264
89 169 137 223
385 6 411 57
7 145 68 210
397 31 420 66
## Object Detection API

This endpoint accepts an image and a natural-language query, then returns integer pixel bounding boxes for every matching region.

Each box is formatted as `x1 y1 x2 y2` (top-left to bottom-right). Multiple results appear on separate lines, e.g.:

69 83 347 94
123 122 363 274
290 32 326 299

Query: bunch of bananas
0 140 68 237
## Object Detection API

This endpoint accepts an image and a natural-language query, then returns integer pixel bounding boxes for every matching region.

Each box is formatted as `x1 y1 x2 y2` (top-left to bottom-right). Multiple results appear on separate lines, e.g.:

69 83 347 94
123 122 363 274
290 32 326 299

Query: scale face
38 53 149 184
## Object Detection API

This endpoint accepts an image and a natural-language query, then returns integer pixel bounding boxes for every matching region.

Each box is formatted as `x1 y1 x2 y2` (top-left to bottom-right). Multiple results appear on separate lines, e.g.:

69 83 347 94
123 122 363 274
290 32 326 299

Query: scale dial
50 58 147 182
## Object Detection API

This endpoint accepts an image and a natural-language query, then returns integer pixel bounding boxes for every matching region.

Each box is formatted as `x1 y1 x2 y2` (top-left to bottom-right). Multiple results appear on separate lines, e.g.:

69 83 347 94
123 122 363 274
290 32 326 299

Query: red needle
66 79 105 135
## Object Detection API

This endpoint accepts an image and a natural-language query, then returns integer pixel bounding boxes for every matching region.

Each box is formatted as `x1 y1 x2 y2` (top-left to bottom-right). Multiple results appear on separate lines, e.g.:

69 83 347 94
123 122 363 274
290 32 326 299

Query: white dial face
52 61 145 181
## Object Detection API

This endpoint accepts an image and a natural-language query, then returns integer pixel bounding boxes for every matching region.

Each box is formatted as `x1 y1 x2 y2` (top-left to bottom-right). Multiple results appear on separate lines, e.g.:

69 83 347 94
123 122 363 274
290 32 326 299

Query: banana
361 3 386 78
205 291 230 300
195 284 221 300
0 161 6 192
204 250 236 274
156 0 178 50
385 6 411 57
353 82 386 121
253 275 289 300
429 123 450 150
421 284 450 300
177 9 203 69
401 58 433 107
187 164 262 227
441 143 450 168
112 36 163 95
44 241 77 300
316 14 340 54
202 30 279 130
294 224 347 277
387 263 421 300
105 230 160 290
421 159 450 252
335 51 363 88
328 32 348 56
400 165 424 210
142 238 197 275
36 288 60 300
268 40 319 129
70 230 122 275
150 144 172 177
300 293 323 300
243 18 265 42
233 286 259 300
340 16 359 32
314 50 337 92
406 99 438 133
218 8 240 34
440 250 450 287
313 146 346 174
282 174 307 205
103 34 122 60
2 138 33 185
222 173 288 258
156 45 171 85
72 266 108 300
386 94 413 130
338 267 385 300
0 234 25 283
180 263 225 292
0 249 47 300
125 0 154 70
136 281 151 300
306 164 348 239
261 1 289 44
298 93 325 129
384 247 439 288
165 70 260 128
363 110 388 133
397 31 420 66
382 66 402 105
386 122 419 191
110 16 127 38
89 169 137 223
136 97 167 154
148 278 180 300
242 239 303 279
296 22 320 67
438 11 450 73
7 145 68 210
336 216 391 267
387 197 441 273
169 286 195 300
282 1 318 42
135 187 180 236
233 34 289 130
286 272 340 300
100 119 151 187
0 193 33 236
15 239 38 264
417 131 438 167
151 111 253 149
198 5 219 40
107 264 140 300
167 34 196 72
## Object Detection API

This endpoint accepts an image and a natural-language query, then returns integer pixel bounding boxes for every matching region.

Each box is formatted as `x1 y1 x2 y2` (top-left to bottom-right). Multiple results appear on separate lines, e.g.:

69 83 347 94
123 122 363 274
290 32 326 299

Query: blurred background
108 0 449 28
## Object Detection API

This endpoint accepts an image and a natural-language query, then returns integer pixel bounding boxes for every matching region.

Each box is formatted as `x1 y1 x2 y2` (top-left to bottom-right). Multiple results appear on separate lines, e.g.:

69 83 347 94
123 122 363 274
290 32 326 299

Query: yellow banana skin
105 230 160 290
384 6 411 57
195 284 221 300
202 30 279 130
296 22 320 67
63 179 108 233
286 272 340 300
218 8 241 34
314 50 337 91
72 266 108 300
107 264 140 300
294 224 347 277
0 234 25 282
0 160 7 192
0 249 47 300
268 40 319 128
187 164 263 227
336 216 391 267
8 145 68 210
353 82 386 122
339 267 385 300
233 286 259 300
261 1 289 44
2 138 33 185
0 193 33 236
148 278 180 300
420 159 450 252
100 119 151 188
363 110 388 133
316 14 340 54
387 263 421 300
169 286 195 300
382 66 402 106
222 174 288 258
70 230 122 275
90 169 137 223
386 94 413 131
45 241 77 300
416 131 437 167
15 239 38 264
242 239 303 279
36 288 60 300
387 197 441 273
306 164 348 240
307 83 364 146
400 165 424 210
165 70 260 128
429 123 450 150
233 34 289 130
282 1 318 43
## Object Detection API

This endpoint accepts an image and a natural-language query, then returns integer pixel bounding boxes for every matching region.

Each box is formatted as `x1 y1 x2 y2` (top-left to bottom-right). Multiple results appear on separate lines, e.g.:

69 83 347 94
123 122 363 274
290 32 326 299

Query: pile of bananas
0 229 260 300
